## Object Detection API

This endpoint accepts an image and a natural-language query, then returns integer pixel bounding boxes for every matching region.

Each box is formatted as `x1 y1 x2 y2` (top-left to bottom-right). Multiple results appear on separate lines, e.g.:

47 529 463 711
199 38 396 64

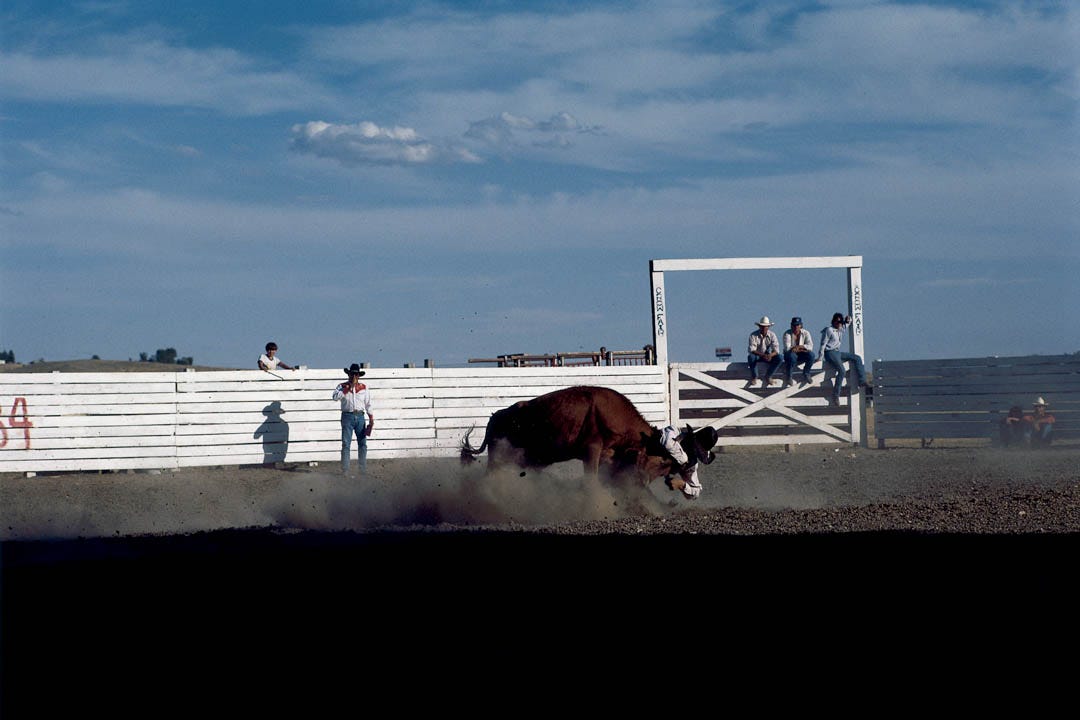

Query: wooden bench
872 354 1080 447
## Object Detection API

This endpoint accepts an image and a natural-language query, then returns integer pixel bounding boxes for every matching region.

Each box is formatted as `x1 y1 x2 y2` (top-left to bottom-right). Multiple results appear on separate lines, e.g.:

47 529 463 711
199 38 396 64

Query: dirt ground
4 445 1077 710
3 444 1079 541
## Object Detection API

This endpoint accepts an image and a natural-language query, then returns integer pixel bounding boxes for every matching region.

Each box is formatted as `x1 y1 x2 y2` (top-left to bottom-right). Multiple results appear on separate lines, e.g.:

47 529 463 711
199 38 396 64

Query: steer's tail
460 426 489 466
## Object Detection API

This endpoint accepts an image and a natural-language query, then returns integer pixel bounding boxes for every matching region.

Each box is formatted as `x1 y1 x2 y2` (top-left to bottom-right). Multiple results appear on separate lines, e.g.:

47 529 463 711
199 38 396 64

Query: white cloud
290 120 480 166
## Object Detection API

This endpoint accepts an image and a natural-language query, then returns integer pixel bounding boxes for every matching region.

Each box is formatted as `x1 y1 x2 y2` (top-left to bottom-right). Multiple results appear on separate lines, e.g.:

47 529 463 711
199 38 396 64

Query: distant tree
139 352 149 362
0 349 14 363
155 348 178 364
92 355 100 360
178 356 194 366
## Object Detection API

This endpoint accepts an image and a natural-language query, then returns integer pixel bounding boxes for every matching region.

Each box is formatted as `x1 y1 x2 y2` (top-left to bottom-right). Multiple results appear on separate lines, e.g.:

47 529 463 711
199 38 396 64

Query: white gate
650 256 868 447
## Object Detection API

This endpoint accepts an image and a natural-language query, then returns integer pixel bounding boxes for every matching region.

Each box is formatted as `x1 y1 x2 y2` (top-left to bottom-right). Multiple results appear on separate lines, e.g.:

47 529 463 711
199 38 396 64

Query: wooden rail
872 354 1080 447
468 346 656 367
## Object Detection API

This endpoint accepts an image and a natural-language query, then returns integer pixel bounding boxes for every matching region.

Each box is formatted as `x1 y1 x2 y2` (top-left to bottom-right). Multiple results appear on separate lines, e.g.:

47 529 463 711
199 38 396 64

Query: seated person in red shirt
1022 397 1055 448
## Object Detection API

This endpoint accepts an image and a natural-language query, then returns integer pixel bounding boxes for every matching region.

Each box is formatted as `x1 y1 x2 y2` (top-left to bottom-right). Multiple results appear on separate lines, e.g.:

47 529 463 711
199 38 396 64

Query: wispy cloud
0 38 333 114
289 120 480 166
920 277 1039 288
465 111 604 151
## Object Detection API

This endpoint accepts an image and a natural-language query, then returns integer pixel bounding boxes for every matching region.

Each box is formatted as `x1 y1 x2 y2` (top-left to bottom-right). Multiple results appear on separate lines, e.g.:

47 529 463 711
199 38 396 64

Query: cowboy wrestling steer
460 385 718 498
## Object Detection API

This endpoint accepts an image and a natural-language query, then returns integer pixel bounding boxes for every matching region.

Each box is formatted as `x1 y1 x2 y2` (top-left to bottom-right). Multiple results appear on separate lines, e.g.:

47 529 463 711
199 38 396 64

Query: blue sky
1 0 1077 369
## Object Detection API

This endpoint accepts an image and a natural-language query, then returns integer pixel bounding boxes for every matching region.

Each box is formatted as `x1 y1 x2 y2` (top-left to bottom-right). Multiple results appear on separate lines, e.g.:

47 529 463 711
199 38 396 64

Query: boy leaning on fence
258 342 298 371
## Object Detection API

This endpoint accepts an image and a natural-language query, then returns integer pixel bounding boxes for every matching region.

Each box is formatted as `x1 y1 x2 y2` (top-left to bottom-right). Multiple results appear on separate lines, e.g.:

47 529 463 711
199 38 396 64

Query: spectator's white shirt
783 328 813 352
259 354 281 370
748 330 779 356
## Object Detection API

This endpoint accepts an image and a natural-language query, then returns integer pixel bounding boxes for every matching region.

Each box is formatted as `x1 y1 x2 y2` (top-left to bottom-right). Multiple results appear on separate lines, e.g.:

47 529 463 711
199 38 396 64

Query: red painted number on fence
0 398 33 449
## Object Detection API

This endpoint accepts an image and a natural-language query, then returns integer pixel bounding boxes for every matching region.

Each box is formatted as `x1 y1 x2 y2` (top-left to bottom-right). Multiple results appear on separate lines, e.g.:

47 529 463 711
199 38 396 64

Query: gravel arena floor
4 444 1078 707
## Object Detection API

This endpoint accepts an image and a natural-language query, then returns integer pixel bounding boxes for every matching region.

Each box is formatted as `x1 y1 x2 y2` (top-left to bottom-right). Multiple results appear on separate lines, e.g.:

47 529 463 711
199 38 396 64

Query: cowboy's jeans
340 412 368 474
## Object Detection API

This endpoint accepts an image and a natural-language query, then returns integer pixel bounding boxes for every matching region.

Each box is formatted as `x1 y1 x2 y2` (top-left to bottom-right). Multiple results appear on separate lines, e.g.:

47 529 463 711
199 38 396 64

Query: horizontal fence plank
6 427 175 443
0 372 182 384
873 354 1078 371
709 435 845 446
874 423 999 439
873 365 1080 382
875 377 1080 393
0 382 177 395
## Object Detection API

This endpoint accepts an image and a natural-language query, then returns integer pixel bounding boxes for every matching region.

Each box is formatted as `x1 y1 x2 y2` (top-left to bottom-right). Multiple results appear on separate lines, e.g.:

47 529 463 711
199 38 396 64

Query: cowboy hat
1033 397 1048 406
755 316 773 327
344 363 366 377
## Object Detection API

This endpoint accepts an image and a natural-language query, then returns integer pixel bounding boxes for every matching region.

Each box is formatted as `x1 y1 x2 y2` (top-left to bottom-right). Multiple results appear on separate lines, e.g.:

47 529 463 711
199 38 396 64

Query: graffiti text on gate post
654 286 666 336
852 285 863 336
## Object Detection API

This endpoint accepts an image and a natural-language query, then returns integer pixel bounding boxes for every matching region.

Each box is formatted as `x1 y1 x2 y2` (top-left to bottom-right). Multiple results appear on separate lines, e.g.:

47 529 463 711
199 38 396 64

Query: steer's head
633 424 718 499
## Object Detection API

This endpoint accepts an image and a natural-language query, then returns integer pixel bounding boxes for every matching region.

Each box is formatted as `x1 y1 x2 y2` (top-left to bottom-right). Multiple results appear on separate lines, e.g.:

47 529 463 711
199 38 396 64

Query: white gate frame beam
650 256 866 447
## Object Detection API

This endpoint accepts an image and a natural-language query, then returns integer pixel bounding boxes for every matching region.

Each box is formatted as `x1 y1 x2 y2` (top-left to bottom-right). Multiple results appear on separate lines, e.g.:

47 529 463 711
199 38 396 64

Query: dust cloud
269 458 675 532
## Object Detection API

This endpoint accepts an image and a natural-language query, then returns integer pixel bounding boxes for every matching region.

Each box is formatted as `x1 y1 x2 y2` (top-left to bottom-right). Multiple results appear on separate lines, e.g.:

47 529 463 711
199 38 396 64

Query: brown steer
460 385 718 498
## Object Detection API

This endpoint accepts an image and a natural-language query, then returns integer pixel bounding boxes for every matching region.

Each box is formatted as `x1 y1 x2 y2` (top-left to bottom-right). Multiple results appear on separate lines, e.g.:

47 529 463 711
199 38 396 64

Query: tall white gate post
650 263 671 425
848 265 867 447
650 263 669 368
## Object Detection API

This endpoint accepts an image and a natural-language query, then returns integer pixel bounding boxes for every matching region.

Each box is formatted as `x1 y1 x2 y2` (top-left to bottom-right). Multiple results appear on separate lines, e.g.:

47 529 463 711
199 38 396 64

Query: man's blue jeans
784 350 814 382
822 350 867 398
1023 424 1053 448
747 354 781 381
340 412 368 474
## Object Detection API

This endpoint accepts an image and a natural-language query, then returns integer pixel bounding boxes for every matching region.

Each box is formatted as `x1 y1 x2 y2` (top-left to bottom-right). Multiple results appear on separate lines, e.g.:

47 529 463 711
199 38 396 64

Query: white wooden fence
0 366 668 474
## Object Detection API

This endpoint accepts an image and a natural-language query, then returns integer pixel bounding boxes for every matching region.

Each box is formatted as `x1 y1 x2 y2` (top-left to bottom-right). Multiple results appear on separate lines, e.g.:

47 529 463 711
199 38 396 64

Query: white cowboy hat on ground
755 316 773 326
1033 397 1048 406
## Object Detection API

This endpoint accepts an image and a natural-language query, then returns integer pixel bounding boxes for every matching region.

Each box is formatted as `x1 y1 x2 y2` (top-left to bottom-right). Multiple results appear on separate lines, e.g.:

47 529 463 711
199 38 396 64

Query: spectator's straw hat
1033 397 1048 407
755 316 773 327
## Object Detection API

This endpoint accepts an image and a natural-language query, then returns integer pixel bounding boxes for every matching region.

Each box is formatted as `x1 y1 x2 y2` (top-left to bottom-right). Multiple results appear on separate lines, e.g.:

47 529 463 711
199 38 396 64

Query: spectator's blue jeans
1023 424 1053 447
822 350 867 398
747 353 781 381
340 412 368 474
784 350 814 382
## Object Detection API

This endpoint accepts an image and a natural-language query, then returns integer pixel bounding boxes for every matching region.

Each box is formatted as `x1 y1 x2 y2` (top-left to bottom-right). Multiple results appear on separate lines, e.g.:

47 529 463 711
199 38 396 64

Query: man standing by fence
333 364 375 475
